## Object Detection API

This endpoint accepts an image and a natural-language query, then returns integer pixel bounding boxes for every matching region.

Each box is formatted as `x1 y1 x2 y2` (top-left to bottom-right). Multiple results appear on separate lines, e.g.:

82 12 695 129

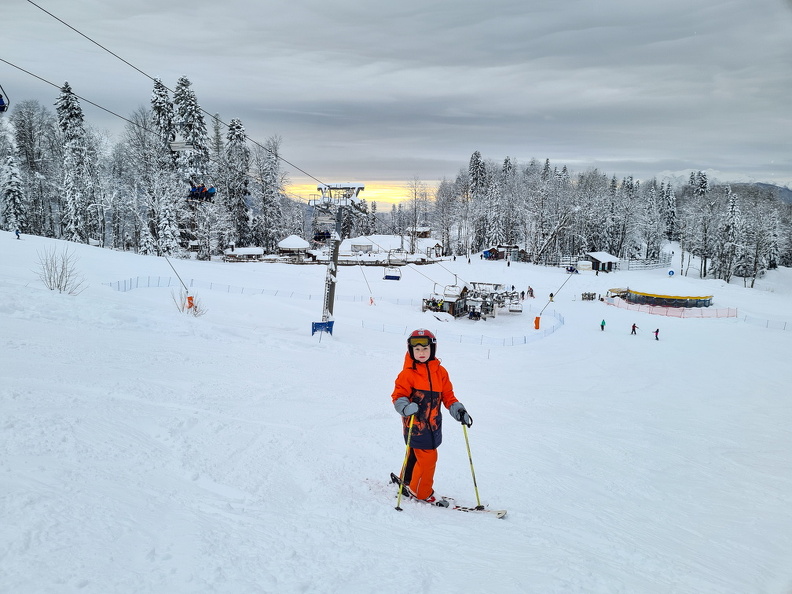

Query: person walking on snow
631 323 638 335
654 329 660 341
601 319 606 331
392 329 471 504
15 229 21 240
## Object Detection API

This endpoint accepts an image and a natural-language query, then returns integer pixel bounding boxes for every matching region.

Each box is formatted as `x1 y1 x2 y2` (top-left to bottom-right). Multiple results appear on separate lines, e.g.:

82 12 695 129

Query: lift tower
308 183 366 334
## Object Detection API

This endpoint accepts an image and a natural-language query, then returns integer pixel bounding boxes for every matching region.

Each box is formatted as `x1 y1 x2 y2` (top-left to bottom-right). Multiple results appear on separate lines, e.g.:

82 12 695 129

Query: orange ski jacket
391 353 458 450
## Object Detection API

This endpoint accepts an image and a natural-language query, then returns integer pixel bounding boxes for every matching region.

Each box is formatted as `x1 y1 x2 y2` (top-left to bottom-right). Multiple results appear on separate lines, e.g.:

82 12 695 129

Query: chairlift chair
383 266 401 281
0 83 9 113
313 230 332 242
187 185 216 203
508 301 523 313
169 141 194 152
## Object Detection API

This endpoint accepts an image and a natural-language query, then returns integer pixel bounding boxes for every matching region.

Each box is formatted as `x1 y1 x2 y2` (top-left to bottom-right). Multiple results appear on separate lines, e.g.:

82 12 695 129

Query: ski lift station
422 281 523 320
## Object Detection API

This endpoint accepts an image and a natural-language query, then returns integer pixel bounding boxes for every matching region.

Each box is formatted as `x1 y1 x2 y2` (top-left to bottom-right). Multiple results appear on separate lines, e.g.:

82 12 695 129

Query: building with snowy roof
586 251 620 272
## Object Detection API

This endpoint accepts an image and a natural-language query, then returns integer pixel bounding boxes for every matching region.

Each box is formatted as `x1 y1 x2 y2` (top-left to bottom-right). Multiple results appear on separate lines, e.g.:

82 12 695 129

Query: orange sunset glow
286 181 439 205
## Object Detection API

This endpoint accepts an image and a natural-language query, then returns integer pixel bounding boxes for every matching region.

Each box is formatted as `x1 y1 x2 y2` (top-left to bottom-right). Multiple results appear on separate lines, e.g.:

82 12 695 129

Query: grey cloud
2 0 791 189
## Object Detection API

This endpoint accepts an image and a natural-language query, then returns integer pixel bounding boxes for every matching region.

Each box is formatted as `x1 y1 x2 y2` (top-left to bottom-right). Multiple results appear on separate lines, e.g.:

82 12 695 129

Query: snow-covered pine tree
210 114 224 171
55 82 88 243
390 203 399 236
251 137 285 252
150 78 177 169
688 171 716 278
736 199 778 287
1 155 27 232
157 195 181 256
708 188 740 282
639 180 664 260
356 199 371 236
139 223 157 255
368 200 378 235
173 76 210 185
222 118 252 245
662 182 677 241
484 178 505 248
499 156 521 246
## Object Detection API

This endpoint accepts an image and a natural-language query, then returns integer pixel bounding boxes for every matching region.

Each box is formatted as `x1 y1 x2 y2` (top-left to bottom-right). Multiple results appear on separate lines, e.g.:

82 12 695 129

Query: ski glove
449 402 473 427
394 397 419 417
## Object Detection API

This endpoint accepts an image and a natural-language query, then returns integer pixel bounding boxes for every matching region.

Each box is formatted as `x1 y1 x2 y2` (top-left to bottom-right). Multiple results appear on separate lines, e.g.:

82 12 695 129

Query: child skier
392 329 471 503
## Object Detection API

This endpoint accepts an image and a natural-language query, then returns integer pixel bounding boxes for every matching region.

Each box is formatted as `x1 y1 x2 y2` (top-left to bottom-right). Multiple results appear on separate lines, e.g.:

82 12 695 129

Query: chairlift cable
0 56 311 204
355 254 373 296
23 0 327 187
164 255 190 294
539 269 576 316
0 57 141 127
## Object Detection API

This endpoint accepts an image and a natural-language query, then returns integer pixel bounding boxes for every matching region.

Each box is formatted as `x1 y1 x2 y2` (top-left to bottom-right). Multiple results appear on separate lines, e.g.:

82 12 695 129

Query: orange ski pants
409 448 438 500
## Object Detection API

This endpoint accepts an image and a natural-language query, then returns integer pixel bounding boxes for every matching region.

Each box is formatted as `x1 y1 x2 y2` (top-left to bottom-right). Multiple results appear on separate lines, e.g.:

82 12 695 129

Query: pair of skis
390 473 506 519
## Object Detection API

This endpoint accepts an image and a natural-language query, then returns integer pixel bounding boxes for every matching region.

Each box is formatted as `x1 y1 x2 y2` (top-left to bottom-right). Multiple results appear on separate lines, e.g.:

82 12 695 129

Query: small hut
586 251 620 273
278 235 310 259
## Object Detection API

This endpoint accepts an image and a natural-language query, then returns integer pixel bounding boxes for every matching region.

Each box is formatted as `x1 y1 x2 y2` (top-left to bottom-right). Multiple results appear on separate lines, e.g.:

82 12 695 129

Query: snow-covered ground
2 230 791 594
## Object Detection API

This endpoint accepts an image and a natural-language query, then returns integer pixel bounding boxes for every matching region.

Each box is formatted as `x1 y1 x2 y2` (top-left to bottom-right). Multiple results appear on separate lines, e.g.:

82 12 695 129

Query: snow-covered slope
2 231 791 593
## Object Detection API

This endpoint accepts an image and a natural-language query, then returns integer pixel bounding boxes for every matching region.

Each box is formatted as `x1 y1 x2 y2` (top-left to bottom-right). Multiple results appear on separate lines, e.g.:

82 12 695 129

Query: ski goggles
408 337 433 347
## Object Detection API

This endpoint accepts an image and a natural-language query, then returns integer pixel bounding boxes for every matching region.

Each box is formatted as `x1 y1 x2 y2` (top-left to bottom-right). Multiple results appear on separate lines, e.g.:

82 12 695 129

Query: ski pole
395 415 415 511
462 423 483 509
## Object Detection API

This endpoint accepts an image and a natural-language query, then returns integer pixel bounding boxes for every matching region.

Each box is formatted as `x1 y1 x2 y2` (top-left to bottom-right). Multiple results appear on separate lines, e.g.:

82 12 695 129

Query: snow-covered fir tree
251 137 285 252
173 76 210 185
712 188 742 283
368 200 378 235
151 79 175 147
639 180 665 260
661 182 677 241
222 118 252 245
55 82 88 243
1 155 27 232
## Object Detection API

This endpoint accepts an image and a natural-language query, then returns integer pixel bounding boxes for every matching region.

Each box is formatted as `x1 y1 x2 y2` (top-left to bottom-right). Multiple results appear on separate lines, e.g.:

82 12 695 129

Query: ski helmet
407 328 437 361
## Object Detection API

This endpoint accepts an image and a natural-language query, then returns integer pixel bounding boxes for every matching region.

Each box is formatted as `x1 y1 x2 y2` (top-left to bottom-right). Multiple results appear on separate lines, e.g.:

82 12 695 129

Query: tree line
1 80 790 287
0 76 303 260
420 153 791 286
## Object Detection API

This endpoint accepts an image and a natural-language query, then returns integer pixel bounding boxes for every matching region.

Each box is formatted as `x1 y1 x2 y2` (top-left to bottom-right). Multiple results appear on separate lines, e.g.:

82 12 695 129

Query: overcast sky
3 0 792 200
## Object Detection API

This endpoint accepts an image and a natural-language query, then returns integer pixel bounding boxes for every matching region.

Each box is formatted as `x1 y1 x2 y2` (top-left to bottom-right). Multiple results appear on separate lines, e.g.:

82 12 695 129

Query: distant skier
654 329 659 341
631 323 638 335
601 319 606 331
15 229 21 240
392 329 471 504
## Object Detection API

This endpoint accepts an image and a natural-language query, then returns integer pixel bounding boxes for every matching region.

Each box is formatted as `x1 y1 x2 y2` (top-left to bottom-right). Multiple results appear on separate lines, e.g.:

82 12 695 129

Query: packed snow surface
2 231 791 593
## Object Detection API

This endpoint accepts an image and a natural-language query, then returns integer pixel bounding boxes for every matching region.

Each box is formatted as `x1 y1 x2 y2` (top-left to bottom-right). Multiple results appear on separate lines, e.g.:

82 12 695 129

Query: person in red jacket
392 329 471 503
